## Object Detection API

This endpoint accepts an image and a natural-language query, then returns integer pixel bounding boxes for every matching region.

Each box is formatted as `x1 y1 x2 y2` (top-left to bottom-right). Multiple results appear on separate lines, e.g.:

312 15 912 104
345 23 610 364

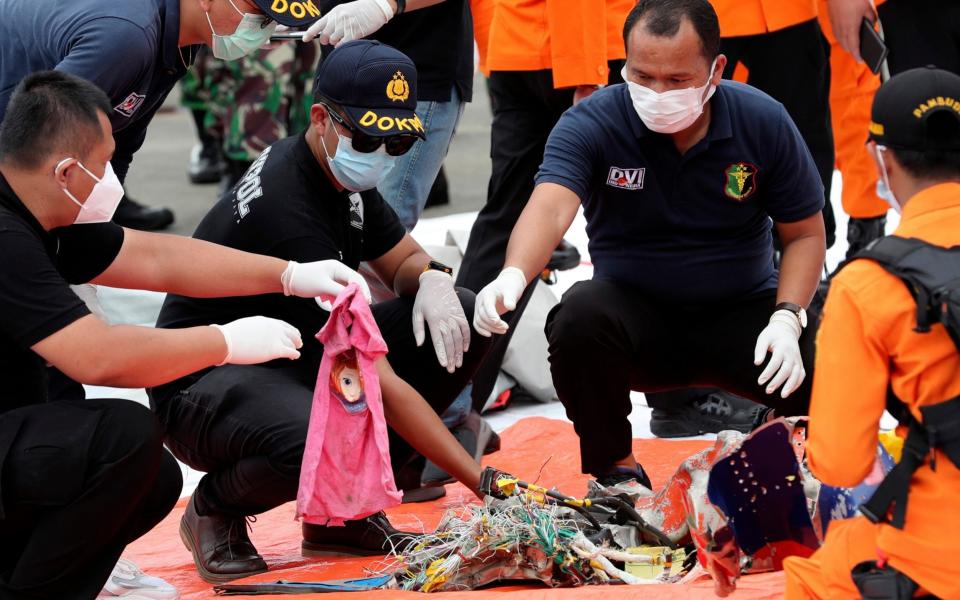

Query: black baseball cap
250 0 321 27
312 40 425 139
869 66 960 151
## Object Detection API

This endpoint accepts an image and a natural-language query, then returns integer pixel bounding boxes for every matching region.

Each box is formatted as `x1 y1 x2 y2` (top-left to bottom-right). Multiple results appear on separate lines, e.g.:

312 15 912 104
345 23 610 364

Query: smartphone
859 18 889 76
269 31 309 41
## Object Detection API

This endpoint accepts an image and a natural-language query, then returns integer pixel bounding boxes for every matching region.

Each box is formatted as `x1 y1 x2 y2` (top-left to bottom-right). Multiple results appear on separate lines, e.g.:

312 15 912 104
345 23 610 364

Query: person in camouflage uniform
181 41 320 192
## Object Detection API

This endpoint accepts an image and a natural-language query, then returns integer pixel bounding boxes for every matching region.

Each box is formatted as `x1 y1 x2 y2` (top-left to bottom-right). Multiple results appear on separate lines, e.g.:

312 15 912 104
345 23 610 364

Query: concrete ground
125 73 493 237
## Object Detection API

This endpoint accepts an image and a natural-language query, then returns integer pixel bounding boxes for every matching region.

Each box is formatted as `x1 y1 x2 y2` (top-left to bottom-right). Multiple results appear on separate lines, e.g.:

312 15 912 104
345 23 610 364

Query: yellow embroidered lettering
359 111 378 127
377 116 394 131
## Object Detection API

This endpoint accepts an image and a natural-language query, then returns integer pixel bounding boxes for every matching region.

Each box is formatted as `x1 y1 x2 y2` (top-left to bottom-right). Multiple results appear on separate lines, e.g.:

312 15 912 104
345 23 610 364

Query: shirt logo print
113 93 145 118
348 193 364 230
606 166 645 190
724 162 758 201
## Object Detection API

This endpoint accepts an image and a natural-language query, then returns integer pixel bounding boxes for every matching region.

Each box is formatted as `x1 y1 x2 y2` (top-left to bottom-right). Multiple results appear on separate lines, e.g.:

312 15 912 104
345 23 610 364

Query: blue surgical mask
207 0 276 61
321 131 396 192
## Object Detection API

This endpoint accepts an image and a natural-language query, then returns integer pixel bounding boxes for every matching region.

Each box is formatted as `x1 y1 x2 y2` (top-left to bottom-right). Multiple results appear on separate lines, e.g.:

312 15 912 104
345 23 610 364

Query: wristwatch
774 302 808 329
395 0 406 15
423 260 453 276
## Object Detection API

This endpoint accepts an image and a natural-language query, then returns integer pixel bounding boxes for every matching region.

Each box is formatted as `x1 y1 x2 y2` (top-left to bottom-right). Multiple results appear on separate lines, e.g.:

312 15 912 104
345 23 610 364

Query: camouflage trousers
180 42 320 162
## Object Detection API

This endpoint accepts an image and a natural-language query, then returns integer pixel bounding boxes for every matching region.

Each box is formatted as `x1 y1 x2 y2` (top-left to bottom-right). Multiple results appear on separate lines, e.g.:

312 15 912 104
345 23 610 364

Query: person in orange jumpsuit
784 66 960 599
818 0 888 258
456 0 633 415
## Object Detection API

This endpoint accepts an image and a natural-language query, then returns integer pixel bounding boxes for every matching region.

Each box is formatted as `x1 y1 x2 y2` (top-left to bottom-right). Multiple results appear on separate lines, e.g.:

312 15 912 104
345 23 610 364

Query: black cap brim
251 0 322 27
342 105 426 139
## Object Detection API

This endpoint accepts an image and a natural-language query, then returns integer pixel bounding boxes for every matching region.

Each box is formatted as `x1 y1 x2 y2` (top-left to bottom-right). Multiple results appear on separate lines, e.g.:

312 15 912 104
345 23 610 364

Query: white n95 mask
622 58 718 134
57 159 125 224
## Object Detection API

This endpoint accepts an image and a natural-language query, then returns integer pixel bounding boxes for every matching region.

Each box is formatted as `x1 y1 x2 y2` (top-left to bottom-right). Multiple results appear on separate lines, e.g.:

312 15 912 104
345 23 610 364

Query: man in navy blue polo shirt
474 0 826 489
0 0 322 230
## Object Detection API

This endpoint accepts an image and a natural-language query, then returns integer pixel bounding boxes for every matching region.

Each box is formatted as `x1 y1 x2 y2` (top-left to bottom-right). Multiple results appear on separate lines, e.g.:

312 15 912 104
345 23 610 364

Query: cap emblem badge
386 71 410 102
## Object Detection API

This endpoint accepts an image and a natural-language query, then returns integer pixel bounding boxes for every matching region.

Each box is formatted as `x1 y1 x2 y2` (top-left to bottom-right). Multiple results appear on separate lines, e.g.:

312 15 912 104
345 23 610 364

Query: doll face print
330 350 367 413
337 366 363 403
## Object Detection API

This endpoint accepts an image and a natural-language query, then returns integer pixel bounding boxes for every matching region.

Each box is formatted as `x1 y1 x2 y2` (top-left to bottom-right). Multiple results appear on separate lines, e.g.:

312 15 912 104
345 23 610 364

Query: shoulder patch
113 93 146 118
606 166 645 190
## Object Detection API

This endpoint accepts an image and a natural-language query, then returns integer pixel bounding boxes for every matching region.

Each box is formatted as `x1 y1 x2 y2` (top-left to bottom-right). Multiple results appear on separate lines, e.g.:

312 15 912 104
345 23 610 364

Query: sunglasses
324 105 419 157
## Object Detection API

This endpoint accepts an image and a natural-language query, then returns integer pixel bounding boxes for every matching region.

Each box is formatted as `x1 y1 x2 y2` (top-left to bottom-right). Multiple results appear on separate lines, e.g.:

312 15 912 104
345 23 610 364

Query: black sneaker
188 142 224 184
845 215 887 259
649 390 771 439
113 195 175 231
597 465 652 491
421 411 499 487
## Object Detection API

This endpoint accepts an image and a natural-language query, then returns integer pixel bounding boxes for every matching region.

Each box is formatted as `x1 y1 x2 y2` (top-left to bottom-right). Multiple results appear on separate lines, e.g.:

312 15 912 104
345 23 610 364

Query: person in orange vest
453 0 634 422
784 66 960 599
818 0 889 258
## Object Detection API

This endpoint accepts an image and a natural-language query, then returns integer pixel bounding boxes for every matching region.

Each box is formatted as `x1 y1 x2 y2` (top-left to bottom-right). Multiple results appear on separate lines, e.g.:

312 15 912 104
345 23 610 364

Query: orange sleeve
806 274 889 487
546 0 610 88
470 0 494 77
606 0 634 61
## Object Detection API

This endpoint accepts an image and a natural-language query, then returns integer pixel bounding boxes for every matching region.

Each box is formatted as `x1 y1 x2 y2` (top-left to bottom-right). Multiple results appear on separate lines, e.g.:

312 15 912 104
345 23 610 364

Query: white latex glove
281 260 372 311
473 267 527 338
412 270 470 373
301 0 394 46
212 317 303 365
753 310 805 398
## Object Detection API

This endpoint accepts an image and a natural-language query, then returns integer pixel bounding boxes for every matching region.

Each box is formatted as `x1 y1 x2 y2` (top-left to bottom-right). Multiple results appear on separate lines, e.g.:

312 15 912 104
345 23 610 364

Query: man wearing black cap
150 40 494 582
783 66 960 599
0 0 322 231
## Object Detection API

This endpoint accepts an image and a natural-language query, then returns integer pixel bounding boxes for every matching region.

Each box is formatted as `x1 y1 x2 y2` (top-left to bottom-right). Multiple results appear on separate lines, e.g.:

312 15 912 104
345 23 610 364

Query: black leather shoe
845 215 887 259
301 511 418 557
188 142 223 184
113 195 175 231
179 495 268 584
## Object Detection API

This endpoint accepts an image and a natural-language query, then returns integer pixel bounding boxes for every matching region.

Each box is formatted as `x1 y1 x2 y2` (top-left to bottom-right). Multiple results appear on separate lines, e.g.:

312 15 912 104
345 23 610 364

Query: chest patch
113 93 146 118
724 162 758 201
606 166 645 190
349 193 364 230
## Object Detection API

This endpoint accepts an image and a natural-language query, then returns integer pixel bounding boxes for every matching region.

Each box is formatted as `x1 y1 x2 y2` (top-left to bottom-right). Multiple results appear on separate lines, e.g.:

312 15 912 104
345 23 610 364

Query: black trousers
879 0 960 75
0 399 181 600
545 280 817 477
456 64 624 408
149 291 489 518
721 18 836 248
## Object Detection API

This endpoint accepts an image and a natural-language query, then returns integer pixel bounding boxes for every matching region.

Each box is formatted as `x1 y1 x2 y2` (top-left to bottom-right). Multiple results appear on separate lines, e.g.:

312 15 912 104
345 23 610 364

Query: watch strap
423 260 453 276
774 302 807 328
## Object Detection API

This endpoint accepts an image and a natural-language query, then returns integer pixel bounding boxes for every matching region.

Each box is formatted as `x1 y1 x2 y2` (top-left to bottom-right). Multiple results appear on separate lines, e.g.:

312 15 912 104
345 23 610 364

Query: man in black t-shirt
0 72 376 598
151 41 493 583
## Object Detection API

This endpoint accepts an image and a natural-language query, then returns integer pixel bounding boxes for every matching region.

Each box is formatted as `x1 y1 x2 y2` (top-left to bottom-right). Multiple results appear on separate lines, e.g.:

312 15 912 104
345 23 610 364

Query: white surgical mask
622 58 718 134
320 130 396 192
57 159 125 224
873 144 901 213
207 0 276 61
